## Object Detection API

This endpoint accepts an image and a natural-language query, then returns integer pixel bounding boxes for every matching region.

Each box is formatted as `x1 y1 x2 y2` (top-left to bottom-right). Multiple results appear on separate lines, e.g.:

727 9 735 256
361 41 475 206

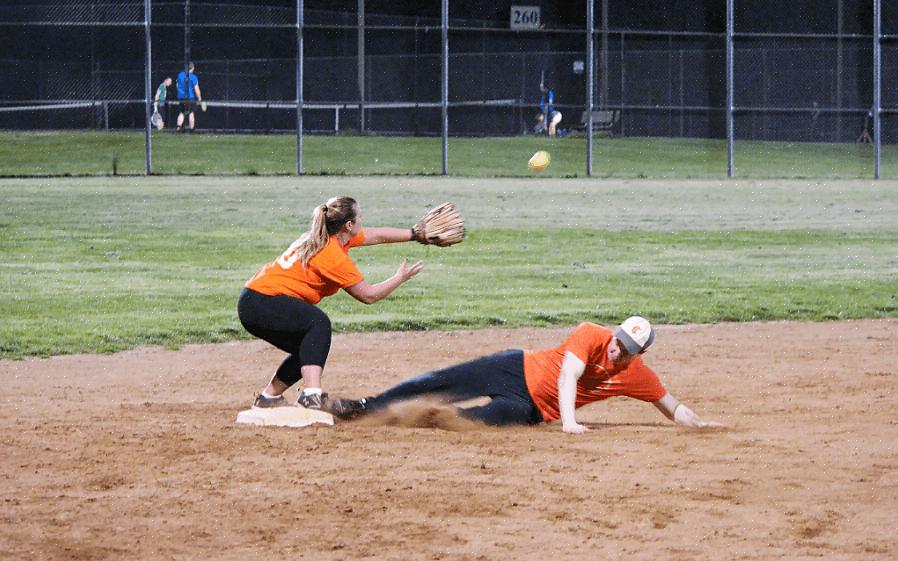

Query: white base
236 405 334 428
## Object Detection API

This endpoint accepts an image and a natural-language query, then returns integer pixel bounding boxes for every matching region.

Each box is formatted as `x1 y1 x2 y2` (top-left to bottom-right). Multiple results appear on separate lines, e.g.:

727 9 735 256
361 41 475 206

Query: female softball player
238 196 465 411
328 316 723 432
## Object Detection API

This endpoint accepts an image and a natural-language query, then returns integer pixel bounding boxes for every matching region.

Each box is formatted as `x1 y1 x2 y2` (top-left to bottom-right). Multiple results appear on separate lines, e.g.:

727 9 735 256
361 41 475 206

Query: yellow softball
528 150 551 173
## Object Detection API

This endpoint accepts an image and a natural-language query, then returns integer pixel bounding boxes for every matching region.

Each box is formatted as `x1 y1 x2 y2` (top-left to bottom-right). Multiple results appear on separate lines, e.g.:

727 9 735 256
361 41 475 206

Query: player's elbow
358 294 378 305
347 288 378 305
556 370 575 393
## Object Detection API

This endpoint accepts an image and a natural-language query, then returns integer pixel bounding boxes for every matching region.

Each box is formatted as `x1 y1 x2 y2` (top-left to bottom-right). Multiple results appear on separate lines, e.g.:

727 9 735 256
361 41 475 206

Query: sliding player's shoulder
574 321 609 335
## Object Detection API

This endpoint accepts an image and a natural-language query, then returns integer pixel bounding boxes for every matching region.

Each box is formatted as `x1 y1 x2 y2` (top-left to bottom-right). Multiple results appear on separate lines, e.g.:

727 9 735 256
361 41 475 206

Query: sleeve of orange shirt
314 238 365 289
346 229 366 249
597 358 667 402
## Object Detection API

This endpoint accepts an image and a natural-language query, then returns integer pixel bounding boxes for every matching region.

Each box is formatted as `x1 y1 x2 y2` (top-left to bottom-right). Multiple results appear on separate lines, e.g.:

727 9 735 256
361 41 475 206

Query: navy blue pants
368 350 544 426
237 287 331 387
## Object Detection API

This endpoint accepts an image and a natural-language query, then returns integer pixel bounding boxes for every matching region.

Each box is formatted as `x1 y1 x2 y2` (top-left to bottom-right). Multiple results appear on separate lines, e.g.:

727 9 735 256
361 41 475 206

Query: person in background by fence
151 77 172 130
537 82 562 137
176 62 203 132
857 107 874 144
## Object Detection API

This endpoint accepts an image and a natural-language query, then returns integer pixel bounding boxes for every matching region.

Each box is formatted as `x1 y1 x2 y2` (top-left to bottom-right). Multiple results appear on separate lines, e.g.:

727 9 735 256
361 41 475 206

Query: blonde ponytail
296 197 357 267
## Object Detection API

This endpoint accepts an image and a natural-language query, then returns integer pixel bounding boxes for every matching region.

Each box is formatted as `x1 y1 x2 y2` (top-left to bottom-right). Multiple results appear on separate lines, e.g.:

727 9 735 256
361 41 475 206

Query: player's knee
313 313 332 333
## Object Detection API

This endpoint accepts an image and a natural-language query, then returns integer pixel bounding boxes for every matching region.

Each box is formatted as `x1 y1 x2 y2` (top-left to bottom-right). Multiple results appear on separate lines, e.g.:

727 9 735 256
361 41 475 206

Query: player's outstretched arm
653 393 724 428
558 352 589 434
364 203 465 248
361 227 415 246
343 258 423 304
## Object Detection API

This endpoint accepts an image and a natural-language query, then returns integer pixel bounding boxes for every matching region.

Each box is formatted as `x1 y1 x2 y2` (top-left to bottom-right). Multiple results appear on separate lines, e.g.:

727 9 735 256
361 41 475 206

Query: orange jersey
245 230 366 304
523 322 667 422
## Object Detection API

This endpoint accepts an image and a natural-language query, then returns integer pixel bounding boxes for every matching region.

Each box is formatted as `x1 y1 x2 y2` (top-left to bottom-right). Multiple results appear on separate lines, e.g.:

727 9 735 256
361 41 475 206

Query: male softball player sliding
327 316 723 433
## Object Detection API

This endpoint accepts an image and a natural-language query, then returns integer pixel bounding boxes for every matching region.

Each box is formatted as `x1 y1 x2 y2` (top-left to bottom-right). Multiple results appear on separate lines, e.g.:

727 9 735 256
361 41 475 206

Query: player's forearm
557 371 579 427
363 227 414 245
654 394 722 428
371 274 406 301
557 353 588 433
653 393 679 421
352 275 405 305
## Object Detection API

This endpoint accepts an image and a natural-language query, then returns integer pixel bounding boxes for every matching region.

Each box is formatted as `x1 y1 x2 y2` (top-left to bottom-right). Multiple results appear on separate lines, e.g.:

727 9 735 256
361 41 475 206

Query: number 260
513 9 539 25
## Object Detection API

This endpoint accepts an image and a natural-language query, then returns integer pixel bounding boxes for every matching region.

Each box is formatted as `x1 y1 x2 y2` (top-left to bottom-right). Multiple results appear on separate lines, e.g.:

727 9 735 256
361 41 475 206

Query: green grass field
2 175 896 358
2 131 897 178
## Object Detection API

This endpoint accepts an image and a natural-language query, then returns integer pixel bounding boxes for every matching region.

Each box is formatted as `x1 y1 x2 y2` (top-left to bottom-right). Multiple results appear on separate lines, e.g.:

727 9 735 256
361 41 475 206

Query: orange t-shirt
523 322 667 422
245 230 366 304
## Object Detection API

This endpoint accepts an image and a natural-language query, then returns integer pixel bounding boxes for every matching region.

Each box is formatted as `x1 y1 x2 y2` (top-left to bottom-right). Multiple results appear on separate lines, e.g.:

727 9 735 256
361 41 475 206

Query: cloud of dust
357 399 482 432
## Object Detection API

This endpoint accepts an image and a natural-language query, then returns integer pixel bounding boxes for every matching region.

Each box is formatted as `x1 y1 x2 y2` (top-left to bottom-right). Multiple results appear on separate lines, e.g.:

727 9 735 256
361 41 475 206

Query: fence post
296 0 304 175
441 0 448 175
145 0 152 175
620 33 625 137
586 0 594 177
836 0 843 141
726 0 734 178
184 0 191 94
600 0 608 108
679 49 685 136
358 0 365 133
873 0 881 179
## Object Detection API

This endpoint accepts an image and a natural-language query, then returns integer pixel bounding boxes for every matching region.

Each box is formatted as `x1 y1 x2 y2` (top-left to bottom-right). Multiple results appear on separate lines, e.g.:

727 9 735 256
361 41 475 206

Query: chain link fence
0 0 894 176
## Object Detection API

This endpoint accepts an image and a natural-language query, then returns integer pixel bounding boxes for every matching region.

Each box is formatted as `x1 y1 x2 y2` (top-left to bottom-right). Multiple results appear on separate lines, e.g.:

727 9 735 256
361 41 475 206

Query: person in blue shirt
176 62 204 132
537 82 562 137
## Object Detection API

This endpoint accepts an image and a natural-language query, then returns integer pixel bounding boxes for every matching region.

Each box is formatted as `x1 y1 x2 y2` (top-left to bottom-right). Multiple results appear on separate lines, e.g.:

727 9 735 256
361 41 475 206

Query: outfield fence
0 0 895 177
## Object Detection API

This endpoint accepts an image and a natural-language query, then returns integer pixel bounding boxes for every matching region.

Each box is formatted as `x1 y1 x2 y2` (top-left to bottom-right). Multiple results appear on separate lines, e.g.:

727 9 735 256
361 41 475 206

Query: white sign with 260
510 6 541 30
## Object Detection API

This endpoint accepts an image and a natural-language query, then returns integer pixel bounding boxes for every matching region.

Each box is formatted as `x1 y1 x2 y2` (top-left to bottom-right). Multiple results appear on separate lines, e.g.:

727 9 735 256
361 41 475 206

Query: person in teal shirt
538 82 562 137
152 77 172 130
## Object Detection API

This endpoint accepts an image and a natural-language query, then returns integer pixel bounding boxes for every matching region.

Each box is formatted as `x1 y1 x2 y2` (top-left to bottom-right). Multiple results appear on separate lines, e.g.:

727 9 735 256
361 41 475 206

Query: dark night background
1 1 896 140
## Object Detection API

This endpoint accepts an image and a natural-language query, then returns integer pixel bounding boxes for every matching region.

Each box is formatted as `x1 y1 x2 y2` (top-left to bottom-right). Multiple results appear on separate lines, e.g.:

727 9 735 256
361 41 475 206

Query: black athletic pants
368 349 544 426
237 287 331 387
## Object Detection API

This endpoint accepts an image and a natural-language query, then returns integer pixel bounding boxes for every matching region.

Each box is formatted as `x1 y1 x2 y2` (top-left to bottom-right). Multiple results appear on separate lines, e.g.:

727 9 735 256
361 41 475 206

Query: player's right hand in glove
412 202 465 247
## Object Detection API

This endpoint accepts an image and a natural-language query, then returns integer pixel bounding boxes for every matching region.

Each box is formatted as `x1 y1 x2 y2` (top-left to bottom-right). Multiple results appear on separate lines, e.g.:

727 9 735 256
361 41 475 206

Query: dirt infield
2 320 896 561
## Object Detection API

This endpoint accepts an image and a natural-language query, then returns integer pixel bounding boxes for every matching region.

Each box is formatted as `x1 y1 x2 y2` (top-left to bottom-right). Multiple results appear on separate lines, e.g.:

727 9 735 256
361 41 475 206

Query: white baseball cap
613 316 655 355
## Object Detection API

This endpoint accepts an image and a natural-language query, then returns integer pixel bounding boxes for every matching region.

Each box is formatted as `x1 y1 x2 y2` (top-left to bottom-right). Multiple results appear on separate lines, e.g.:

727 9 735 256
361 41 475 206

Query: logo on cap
614 316 655 356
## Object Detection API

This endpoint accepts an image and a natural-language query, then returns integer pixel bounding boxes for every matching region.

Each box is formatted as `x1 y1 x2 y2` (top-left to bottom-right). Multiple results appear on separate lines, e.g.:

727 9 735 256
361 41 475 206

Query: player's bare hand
674 404 724 429
396 258 424 282
562 422 590 434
